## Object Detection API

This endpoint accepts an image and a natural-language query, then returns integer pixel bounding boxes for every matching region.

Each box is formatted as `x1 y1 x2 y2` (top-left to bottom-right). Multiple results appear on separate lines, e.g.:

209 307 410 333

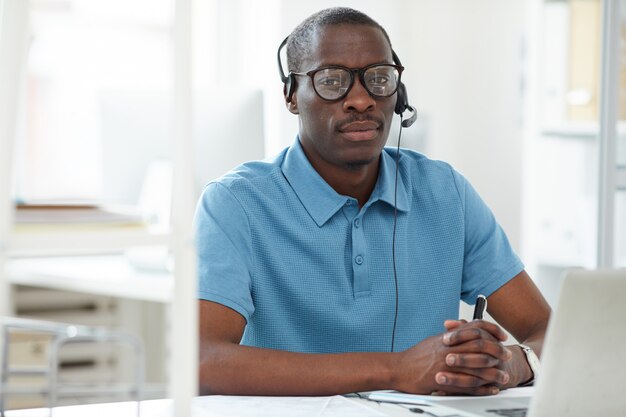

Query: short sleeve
451 170 525 303
194 182 255 322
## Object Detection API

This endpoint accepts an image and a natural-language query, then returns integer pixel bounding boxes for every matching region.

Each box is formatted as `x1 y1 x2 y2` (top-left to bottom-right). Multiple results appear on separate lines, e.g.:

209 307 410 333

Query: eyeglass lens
312 65 399 100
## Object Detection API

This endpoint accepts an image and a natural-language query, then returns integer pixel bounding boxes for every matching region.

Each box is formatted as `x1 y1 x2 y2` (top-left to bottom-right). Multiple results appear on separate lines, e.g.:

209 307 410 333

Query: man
195 7 550 396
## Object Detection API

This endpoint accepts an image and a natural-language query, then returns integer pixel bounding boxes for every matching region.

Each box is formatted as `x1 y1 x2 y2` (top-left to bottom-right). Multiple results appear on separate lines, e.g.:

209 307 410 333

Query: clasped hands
395 319 517 396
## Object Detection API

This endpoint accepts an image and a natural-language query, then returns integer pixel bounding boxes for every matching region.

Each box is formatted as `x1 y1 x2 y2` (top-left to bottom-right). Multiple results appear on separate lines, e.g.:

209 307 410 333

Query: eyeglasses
291 63 404 101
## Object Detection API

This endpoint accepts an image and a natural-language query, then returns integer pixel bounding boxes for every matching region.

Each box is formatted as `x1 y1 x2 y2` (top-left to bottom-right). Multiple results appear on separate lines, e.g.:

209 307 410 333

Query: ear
286 94 299 114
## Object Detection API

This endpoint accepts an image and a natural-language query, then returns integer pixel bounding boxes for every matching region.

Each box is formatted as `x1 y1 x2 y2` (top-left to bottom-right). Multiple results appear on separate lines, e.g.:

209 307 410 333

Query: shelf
541 123 598 139
541 121 626 139
6 255 173 303
2 383 140 397
6 366 49 376
8 226 171 257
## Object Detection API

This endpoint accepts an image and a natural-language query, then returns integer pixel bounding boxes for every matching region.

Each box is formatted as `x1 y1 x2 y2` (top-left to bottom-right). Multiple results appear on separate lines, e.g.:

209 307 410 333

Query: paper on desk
367 386 534 404
192 395 387 417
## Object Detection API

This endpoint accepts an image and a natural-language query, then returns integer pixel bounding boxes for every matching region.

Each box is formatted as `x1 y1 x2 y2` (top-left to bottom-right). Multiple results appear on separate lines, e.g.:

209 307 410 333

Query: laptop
367 269 626 417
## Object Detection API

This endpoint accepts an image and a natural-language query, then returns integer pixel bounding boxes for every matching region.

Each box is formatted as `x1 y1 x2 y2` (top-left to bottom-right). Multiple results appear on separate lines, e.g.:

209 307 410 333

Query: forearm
519 324 547 357
199 342 397 396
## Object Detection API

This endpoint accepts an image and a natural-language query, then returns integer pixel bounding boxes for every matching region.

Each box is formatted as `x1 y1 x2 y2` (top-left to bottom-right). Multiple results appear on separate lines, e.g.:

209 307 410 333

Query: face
287 24 397 172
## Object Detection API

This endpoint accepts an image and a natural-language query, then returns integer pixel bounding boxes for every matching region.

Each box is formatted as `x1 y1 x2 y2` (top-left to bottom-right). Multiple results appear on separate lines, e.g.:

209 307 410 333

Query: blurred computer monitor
99 88 265 205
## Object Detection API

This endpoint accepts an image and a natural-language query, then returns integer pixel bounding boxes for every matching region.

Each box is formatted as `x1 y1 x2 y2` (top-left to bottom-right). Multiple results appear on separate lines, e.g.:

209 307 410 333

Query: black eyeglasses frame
290 63 404 101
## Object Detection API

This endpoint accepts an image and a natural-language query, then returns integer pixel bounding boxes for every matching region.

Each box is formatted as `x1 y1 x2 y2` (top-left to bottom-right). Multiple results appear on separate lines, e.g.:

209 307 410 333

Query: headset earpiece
284 73 296 103
277 36 296 102
391 50 416 127
395 82 408 115
394 82 417 128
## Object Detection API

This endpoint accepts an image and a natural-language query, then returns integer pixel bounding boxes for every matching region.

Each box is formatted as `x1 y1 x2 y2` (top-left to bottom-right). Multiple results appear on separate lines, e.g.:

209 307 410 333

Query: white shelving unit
0 0 197 415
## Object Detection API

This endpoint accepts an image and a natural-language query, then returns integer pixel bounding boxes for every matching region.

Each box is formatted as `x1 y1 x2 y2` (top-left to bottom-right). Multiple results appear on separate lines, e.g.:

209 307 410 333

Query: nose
342 77 376 113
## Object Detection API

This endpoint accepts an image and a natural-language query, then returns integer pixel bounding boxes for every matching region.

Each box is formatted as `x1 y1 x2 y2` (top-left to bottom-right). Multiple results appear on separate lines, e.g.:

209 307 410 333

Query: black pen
408 407 439 416
472 294 487 320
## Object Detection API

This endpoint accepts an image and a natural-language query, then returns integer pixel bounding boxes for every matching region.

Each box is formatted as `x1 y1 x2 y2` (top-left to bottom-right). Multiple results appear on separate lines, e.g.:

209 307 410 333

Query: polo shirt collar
281 139 409 227
371 148 409 213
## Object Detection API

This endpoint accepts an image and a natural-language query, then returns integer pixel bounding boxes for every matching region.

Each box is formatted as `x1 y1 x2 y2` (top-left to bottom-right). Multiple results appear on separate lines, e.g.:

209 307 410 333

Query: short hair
286 7 392 73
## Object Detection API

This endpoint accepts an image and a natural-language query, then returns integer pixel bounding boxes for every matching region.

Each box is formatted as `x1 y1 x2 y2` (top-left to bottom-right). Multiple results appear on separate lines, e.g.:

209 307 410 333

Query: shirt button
345 200 352 206
355 255 363 265
354 218 360 228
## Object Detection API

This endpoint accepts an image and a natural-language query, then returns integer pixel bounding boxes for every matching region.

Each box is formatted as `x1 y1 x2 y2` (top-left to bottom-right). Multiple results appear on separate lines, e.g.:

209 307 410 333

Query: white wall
405 0 526 252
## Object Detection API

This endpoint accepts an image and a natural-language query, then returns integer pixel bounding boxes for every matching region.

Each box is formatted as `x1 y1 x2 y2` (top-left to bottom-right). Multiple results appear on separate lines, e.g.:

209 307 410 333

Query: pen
408 407 440 416
472 294 487 320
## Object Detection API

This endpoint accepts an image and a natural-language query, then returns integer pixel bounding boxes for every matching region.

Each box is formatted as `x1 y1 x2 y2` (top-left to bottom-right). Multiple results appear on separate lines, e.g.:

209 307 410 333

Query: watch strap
518 343 540 386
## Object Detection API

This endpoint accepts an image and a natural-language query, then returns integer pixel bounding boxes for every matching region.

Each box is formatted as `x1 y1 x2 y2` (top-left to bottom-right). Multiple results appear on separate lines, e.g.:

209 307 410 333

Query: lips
338 120 381 141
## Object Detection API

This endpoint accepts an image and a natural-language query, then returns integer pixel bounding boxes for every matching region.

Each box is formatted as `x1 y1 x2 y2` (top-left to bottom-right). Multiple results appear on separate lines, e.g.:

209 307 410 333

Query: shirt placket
343 199 370 297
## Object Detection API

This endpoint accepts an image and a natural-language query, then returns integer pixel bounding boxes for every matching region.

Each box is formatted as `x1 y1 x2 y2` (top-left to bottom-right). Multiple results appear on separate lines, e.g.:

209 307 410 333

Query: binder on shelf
9 200 168 256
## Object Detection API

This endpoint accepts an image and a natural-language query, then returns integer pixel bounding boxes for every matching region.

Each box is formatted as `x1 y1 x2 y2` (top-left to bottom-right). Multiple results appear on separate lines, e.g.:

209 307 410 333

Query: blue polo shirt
194 139 523 353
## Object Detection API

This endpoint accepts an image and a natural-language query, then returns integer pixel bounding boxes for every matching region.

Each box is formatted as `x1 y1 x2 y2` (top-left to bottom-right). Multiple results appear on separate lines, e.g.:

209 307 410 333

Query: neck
313 158 380 208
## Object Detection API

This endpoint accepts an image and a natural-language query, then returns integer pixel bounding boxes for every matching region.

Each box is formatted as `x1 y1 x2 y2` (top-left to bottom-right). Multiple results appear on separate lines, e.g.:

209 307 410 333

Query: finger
449 339 513 363
443 321 508 346
444 320 508 343
432 384 501 396
444 365 511 386
470 320 509 342
435 371 503 393
444 319 467 331
445 352 500 369
443 326 498 347
444 339 513 368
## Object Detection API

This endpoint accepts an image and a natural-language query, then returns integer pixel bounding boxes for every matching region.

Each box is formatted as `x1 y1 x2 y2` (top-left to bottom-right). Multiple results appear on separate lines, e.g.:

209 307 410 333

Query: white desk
3 388 537 416
3 396 421 417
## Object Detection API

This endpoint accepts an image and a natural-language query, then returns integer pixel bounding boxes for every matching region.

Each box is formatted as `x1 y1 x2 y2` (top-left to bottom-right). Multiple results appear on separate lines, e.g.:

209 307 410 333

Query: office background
1 0 624 412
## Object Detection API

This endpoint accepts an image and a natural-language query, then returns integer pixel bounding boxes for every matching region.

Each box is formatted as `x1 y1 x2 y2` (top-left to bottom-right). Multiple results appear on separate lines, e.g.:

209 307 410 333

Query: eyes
366 72 392 85
317 75 344 87
316 70 391 89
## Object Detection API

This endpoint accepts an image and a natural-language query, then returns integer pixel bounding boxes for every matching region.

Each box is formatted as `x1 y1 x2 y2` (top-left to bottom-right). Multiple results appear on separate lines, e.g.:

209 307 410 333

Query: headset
277 34 416 353
277 36 417 128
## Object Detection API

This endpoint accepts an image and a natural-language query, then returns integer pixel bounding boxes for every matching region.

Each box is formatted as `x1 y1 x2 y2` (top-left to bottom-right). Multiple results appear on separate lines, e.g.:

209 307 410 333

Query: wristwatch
518 344 541 386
